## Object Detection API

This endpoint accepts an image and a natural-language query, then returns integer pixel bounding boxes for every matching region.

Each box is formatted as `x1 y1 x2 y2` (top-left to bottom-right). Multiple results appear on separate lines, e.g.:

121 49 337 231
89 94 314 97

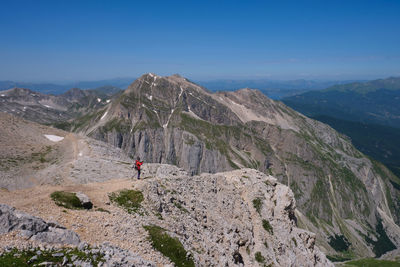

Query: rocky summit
70 73 400 258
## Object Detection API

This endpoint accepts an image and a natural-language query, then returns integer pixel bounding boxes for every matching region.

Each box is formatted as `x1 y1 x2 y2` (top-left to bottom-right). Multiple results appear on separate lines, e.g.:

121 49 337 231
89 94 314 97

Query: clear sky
0 0 399 82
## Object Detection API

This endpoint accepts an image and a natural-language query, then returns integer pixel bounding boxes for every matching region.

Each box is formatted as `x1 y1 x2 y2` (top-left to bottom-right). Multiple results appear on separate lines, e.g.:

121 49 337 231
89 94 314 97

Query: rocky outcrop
0 204 80 245
76 192 93 209
136 164 333 266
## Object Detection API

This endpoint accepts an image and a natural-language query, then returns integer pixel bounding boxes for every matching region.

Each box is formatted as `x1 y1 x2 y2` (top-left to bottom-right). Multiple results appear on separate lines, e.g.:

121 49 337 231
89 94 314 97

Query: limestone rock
136 166 333 266
75 192 93 209
0 204 80 245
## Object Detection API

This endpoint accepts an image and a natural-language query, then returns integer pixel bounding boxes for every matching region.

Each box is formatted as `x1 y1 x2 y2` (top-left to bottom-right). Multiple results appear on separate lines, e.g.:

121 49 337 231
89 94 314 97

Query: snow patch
44 134 64 142
1 94 5 97
78 152 83 157
100 111 108 120
97 98 101 102
163 109 175 129
179 87 184 99
106 99 111 103
145 94 153 101
43 105 52 108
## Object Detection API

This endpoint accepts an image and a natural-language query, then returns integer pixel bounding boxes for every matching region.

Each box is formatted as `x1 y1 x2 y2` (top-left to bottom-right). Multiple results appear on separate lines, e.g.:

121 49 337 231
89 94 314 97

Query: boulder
75 192 93 209
0 204 80 245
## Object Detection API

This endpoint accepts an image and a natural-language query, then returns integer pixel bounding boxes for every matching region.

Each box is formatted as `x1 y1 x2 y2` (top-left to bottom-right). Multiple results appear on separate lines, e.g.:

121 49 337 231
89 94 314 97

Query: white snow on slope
97 98 101 102
44 135 64 142
163 109 174 129
1 94 5 97
100 111 108 120
106 99 111 103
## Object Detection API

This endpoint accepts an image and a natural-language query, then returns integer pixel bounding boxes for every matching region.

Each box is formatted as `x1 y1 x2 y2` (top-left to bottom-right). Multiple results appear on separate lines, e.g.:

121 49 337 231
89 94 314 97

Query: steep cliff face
73 73 400 258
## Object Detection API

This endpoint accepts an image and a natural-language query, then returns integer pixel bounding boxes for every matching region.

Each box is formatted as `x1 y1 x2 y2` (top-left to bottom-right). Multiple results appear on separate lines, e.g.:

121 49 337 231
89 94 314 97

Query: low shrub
143 225 194 267
108 189 143 214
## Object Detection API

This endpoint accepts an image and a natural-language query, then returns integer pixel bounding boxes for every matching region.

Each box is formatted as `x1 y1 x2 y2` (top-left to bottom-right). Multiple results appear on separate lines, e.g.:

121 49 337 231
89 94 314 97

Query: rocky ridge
0 164 333 266
0 87 116 125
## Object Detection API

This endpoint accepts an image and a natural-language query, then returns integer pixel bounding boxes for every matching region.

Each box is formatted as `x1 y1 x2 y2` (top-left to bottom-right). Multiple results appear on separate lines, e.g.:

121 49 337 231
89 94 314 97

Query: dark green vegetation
326 254 353 262
252 198 262 214
50 191 84 209
254 251 265 263
312 115 400 177
328 234 351 252
262 219 273 234
108 189 144 214
363 220 397 257
282 77 400 177
283 77 400 128
345 258 400 267
95 207 110 213
143 225 195 267
0 247 104 266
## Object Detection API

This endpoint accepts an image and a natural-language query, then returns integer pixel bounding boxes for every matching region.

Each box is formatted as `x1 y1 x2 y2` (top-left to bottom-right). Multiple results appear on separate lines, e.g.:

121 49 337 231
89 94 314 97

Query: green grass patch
252 198 262 214
108 189 144 214
173 202 189 213
326 254 353 262
95 208 110 213
143 225 194 267
345 258 400 267
50 191 84 209
255 251 265 263
0 247 104 266
262 219 273 234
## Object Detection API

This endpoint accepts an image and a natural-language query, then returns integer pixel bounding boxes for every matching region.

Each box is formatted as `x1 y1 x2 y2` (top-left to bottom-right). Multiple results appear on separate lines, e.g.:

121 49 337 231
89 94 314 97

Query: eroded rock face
137 165 333 266
0 204 80 245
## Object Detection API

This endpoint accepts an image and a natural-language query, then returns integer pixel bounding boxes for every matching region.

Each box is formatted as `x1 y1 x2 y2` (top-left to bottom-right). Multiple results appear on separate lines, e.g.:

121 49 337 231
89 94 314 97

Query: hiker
134 157 143 179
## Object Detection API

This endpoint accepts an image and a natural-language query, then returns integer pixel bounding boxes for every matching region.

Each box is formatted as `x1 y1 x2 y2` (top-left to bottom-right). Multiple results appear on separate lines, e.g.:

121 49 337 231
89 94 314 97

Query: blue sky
0 0 399 82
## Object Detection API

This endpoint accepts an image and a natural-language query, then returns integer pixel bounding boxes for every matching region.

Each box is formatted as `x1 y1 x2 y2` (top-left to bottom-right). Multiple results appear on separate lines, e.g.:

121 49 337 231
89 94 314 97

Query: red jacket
135 160 143 170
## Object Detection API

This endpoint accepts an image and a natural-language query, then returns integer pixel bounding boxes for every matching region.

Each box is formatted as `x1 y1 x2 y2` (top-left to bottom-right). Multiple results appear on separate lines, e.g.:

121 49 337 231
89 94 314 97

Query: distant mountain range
282 76 400 177
197 79 364 99
0 78 134 95
1 77 362 99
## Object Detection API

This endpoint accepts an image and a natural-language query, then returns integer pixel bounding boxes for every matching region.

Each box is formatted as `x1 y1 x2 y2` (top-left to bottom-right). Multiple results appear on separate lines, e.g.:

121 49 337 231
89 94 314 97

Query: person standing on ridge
134 157 143 179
